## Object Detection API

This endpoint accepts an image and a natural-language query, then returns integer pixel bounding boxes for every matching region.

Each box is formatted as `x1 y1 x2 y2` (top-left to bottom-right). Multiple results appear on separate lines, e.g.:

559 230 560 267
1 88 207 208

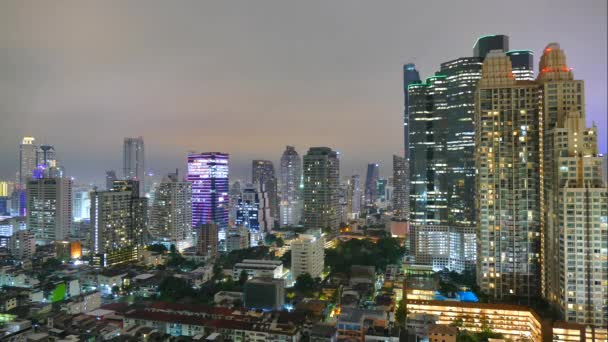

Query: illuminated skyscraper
90 180 147 267
303 147 340 231
392 155 408 219
507 50 535 81
150 170 193 251
26 176 72 244
403 63 421 159
236 184 260 244
475 50 541 301
123 137 145 196
187 152 229 244
279 146 302 227
252 160 278 222
19 137 37 187
364 163 380 205
408 74 448 225
346 174 362 220
538 43 607 327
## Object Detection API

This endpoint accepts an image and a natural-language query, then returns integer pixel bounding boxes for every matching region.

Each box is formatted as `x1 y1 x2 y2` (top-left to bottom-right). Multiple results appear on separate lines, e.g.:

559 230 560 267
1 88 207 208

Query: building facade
150 170 193 251
303 147 340 231
123 137 145 196
90 180 147 267
197 223 218 259
252 160 278 223
475 51 541 300
26 177 72 244
19 137 37 188
291 229 324 279
364 163 380 206
187 152 229 245
392 155 408 219
539 43 607 326
280 146 303 227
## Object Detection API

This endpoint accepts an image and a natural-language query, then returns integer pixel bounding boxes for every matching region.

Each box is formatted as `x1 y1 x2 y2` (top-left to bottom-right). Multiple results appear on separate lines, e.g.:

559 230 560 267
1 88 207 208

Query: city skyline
1 1 606 184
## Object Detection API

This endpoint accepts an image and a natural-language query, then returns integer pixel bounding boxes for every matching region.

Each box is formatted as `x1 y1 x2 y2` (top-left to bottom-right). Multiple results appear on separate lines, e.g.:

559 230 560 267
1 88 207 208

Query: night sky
0 0 606 184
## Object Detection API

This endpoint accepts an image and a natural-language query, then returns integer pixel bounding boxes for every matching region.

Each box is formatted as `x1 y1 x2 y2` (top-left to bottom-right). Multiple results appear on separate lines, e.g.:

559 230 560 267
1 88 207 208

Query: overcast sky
1 0 606 184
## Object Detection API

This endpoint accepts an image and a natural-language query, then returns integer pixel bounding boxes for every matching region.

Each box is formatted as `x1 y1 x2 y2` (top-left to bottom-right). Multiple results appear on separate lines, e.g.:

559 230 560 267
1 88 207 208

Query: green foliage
280 250 291 268
158 276 196 301
294 273 316 295
238 270 249 285
394 299 407 327
275 237 285 247
325 237 405 274
146 244 168 253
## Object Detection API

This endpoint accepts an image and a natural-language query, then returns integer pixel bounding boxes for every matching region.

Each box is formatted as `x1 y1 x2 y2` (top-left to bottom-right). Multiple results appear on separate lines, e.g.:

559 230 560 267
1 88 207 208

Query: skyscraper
403 63 421 159
26 176 72 244
475 50 541 301
507 50 535 81
303 147 340 231
105 170 117 190
392 155 408 219
90 180 147 267
364 163 380 205
187 152 229 244
538 43 607 327
280 146 302 201
19 137 37 187
235 184 263 246
345 174 362 220
280 146 302 227
150 170 193 251
408 74 449 225
37 145 56 167
252 160 278 223
123 137 145 196
473 34 509 59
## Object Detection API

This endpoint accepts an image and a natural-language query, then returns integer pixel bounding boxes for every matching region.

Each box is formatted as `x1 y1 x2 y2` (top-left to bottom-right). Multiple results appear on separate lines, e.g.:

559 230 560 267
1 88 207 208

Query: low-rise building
405 300 542 341
233 259 283 280
213 291 243 306
243 277 285 310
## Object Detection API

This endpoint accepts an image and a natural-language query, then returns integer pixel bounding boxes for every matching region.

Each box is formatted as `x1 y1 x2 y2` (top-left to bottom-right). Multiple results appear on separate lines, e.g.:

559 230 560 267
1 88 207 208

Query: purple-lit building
187 152 229 245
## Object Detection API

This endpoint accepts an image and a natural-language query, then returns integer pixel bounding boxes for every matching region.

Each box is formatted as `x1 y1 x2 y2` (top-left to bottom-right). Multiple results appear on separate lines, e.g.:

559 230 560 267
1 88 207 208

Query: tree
146 244 167 254
238 270 249 285
280 250 291 268
394 299 407 327
275 237 285 247
213 264 224 280
294 273 316 295
158 276 195 301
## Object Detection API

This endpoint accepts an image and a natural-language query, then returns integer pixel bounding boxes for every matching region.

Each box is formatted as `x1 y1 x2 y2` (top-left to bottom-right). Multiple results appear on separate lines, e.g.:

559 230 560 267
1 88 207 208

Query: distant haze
0 0 606 184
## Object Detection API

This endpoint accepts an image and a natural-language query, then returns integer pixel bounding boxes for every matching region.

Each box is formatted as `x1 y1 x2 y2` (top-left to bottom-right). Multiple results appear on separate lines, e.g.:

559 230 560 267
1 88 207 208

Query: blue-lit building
187 152 229 244
235 184 262 246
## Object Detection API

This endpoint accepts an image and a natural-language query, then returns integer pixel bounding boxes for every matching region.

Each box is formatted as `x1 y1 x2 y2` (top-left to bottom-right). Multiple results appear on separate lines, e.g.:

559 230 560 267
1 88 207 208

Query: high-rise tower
150 170 193 251
279 146 302 227
303 147 340 231
252 160 278 223
187 152 229 245
26 176 72 244
475 51 541 301
19 137 37 187
123 137 145 196
538 43 607 327
364 163 380 205
392 155 408 219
